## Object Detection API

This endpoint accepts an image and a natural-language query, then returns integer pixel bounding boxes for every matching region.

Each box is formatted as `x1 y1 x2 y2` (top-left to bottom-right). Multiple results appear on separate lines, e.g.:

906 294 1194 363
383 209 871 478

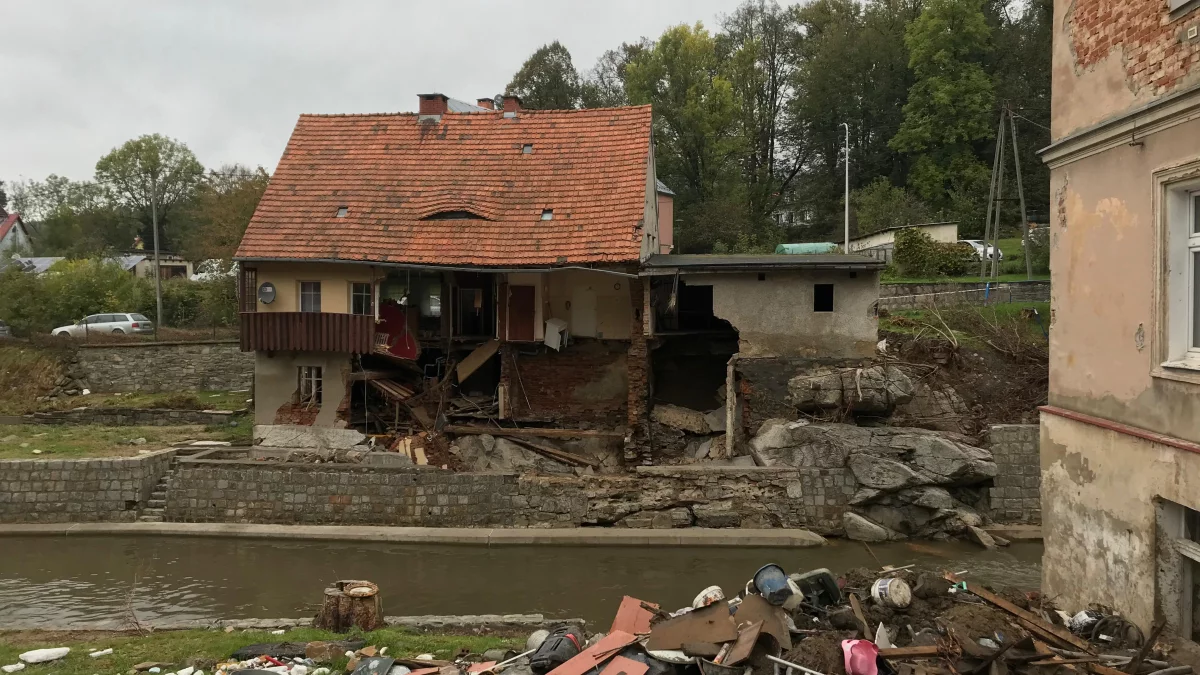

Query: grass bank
38 390 249 413
0 627 519 675
0 424 250 460
882 272 1049 284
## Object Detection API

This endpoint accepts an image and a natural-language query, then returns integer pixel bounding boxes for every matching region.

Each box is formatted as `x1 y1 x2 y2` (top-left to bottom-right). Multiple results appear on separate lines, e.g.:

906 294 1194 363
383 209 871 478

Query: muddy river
0 536 1042 627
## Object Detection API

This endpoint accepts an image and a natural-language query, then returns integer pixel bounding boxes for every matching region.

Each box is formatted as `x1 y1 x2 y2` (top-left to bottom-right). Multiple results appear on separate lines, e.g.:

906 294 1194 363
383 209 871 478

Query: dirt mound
784 633 854 675
937 602 1027 642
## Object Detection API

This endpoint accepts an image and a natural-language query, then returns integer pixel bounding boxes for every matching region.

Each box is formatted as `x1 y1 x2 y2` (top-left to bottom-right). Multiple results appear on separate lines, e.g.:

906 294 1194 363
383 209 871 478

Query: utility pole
1008 107 1033 280
841 122 850 252
151 170 163 339
981 109 1006 279
990 144 1005 278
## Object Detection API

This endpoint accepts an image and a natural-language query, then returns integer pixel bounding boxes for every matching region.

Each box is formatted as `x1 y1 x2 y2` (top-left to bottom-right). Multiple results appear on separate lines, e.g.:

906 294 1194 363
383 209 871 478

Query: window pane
814 284 834 312
351 283 373 315
1194 251 1200 349
1194 194 1200 235
300 282 321 313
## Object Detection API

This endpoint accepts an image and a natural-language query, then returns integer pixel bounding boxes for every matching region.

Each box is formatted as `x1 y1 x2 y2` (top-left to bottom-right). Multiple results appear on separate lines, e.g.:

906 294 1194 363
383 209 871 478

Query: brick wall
502 340 628 422
1069 0 1200 98
25 408 244 427
0 450 175 523
987 424 1041 524
77 340 253 393
164 457 853 533
878 281 1050 311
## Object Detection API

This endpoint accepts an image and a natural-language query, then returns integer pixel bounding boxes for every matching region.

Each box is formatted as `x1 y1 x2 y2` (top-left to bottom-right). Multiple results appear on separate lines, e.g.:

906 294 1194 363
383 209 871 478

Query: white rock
19 648 69 664
178 667 196 675
31 449 41 455
2 664 26 673
312 669 331 675
378 648 387 656
149 668 161 673
291 667 307 675
270 629 285 635
415 655 435 661
88 649 113 658
81 388 91 395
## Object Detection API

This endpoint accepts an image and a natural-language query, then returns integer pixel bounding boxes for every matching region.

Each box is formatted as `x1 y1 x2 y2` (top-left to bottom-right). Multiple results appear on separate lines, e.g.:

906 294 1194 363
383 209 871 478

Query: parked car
0 320 10 339
52 313 154 337
959 239 1003 261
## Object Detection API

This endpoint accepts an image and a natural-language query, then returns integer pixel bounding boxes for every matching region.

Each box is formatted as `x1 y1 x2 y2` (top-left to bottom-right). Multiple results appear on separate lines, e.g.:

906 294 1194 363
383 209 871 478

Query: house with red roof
236 94 664 431
0 213 31 254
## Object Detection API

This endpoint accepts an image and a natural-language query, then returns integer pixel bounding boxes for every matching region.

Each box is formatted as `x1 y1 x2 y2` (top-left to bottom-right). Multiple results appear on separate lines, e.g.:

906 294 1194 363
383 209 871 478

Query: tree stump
314 580 384 632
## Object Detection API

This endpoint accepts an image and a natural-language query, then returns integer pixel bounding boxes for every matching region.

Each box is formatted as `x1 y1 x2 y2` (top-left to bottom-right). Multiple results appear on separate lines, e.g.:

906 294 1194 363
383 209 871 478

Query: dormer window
541 209 554 221
335 206 348 218
423 210 488 221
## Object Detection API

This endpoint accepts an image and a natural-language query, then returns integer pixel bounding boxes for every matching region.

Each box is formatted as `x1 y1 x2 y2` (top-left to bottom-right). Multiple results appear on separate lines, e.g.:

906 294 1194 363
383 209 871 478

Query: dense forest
505 0 1051 253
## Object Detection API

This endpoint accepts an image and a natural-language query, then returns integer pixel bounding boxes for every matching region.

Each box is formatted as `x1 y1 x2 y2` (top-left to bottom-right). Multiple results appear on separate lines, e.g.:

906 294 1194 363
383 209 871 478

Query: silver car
53 313 154 337
959 239 1004 261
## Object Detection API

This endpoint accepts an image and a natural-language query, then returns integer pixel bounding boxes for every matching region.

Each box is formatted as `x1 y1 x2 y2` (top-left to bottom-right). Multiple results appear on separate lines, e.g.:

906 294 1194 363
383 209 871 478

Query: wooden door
508 285 536 341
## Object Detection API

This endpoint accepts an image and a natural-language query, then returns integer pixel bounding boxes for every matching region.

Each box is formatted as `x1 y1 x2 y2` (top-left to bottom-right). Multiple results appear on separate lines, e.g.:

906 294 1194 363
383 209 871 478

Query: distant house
6 253 193 278
0 213 31 254
846 222 959 263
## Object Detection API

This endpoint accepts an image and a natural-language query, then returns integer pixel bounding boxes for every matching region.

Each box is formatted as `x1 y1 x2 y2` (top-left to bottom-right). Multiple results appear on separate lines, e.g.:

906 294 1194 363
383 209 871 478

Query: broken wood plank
723 620 763 666
547 631 638 675
645 602 738 651
880 646 942 659
597 656 649 675
508 436 601 467
610 596 657 636
456 339 500 383
445 424 625 439
733 593 792 650
1125 622 1165 675
965 583 1092 653
849 593 871 638
348 369 418 382
1030 659 1100 666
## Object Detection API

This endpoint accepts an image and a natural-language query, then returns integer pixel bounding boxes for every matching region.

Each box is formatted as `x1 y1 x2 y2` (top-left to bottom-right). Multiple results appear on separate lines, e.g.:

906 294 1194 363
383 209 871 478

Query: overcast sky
2 0 741 185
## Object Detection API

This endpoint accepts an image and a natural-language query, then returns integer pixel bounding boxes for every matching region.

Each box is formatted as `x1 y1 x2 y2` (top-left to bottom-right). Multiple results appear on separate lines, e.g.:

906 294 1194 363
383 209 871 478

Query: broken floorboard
508 436 601 468
444 424 625 439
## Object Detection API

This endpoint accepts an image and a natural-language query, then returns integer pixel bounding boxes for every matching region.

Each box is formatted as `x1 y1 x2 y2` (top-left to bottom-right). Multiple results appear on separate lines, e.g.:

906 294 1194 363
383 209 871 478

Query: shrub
1000 230 1050 275
893 228 975 278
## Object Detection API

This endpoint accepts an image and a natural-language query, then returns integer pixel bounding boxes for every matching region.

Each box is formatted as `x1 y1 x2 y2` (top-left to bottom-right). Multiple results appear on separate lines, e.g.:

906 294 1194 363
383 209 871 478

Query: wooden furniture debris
546 630 638 675
508 436 600 467
881 647 942 659
445 424 625 439
313 580 384 633
610 596 657 635
646 602 738 651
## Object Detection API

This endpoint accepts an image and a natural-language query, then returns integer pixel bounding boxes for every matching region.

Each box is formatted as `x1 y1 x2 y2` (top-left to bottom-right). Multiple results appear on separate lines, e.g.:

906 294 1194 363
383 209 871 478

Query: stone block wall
76 340 253 393
0 449 175 523
163 457 853 533
25 408 245 427
987 424 1041 523
878 281 1050 311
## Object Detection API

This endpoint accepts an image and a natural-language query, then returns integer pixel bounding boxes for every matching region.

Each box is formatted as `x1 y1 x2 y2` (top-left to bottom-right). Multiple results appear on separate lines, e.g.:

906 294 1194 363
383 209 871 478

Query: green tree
626 23 743 251
890 0 994 218
506 41 583 110
851 177 930 234
94 134 204 252
177 165 270 261
0 180 7 212
580 40 653 108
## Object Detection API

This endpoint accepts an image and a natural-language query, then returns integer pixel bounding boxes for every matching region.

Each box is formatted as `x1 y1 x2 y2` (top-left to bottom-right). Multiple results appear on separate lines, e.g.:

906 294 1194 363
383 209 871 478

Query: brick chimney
476 97 496 110
502 94 523 116
418 93 449 119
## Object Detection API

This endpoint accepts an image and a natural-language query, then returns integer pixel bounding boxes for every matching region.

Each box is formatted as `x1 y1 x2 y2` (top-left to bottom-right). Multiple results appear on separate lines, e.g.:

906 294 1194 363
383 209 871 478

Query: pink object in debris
841 639 879 675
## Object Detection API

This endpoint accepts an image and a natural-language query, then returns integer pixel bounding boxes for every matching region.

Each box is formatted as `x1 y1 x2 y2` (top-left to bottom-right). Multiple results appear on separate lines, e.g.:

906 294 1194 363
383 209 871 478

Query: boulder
255 425 366 450
847 454 927 490
451 434 570 474
843 512 898 542
967 525 997 550
787 364 914 414
894 382 971 432
692 502 741 528
651 404 710 435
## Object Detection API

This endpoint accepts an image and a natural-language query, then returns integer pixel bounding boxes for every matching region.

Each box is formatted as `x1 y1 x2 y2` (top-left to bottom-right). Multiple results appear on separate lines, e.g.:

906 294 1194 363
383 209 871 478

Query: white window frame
350 282 373 316
299 281 321 313
1160 500 1200 641
1153 161 1200 383
298 366 322 405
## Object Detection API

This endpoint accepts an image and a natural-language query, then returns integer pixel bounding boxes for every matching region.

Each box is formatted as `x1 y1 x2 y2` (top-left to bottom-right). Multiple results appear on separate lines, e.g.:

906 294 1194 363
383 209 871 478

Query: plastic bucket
752 564 792 606
870 578 912 609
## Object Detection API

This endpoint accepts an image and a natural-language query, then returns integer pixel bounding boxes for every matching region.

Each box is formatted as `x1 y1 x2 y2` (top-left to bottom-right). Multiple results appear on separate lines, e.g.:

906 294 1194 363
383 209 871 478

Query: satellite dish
258 281 277 305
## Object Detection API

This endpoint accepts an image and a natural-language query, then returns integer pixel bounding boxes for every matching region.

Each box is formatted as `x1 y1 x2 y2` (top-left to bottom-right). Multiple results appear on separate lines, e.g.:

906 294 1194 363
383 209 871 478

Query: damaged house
234 91 887 461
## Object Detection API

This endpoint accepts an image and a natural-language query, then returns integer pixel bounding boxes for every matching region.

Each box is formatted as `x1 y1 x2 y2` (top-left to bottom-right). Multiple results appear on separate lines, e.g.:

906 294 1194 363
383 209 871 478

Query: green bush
1000 231 1050 275
892 228 975 278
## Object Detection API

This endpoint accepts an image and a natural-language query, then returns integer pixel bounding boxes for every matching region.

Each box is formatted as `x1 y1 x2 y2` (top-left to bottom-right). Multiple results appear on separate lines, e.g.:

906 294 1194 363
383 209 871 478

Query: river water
0 536 1042 627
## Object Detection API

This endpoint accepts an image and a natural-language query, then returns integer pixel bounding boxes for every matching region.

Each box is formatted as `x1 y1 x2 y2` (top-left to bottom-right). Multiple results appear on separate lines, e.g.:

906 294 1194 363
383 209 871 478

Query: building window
1157 500 1200 642
240 267 257 313
351 282 373 315
1163 183 1200 369
814 284 834 312
298 366 322 405
300 282 321 313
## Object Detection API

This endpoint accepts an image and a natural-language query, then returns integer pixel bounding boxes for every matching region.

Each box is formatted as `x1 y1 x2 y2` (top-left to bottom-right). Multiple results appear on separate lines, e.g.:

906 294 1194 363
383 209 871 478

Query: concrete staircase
138 459 177 523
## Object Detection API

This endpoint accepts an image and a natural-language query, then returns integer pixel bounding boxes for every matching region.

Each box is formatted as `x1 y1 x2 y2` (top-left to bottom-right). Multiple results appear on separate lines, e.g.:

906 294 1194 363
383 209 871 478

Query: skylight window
541 209 554 221
522 144 534 154
335 206 348 218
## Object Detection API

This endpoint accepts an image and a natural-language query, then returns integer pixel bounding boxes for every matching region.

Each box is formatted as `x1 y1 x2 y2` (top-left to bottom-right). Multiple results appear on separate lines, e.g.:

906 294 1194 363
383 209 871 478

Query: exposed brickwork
1069 0 1200 96
0 450 175 523
274 401 319 426
502 340 628 423
987 424 1041 524
627 277 649 431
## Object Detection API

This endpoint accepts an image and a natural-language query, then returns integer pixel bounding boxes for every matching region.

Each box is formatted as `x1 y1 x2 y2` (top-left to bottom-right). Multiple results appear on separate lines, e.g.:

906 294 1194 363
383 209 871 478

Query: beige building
1041 0 1200 651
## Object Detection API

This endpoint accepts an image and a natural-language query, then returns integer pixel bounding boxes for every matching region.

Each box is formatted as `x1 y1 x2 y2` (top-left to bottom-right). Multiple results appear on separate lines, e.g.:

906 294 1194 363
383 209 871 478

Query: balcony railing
239 312 374 353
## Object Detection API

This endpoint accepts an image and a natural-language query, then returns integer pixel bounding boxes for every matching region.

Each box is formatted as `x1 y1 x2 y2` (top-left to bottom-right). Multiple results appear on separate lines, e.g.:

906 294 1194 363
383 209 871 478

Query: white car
53 313 154 337
959 240 1004 261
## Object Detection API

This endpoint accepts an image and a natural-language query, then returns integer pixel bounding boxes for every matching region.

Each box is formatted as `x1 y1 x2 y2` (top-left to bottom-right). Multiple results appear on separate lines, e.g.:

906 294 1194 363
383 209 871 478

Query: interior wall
545 269 633 340
254 351 352 427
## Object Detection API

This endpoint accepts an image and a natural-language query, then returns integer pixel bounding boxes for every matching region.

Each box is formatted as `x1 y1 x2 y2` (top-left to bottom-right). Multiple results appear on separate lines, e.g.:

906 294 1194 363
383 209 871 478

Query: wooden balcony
239 312 374 353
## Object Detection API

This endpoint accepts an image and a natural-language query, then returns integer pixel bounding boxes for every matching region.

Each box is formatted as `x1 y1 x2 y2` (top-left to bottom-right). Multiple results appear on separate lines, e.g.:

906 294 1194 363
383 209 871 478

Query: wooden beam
879 647 941 659
964 583 1092 653
445 424 625 439
347 370 417 382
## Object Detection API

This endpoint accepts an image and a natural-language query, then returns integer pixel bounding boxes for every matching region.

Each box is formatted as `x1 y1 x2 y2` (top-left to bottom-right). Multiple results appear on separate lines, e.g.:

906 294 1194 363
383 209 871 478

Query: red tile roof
0 213 21 242
236 105 654 267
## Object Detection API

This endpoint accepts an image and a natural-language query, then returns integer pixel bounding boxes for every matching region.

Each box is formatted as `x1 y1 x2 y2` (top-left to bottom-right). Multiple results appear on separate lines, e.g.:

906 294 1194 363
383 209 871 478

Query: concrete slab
981 524 1042 541
0 522 828 548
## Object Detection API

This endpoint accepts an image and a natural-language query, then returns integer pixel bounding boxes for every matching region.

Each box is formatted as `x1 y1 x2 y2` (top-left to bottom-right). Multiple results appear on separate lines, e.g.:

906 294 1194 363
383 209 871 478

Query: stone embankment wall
163 457 853 532
0 449 175 523
77 340 252 393
986 424 1041 523
25 408 244 427
878 281 1049 311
